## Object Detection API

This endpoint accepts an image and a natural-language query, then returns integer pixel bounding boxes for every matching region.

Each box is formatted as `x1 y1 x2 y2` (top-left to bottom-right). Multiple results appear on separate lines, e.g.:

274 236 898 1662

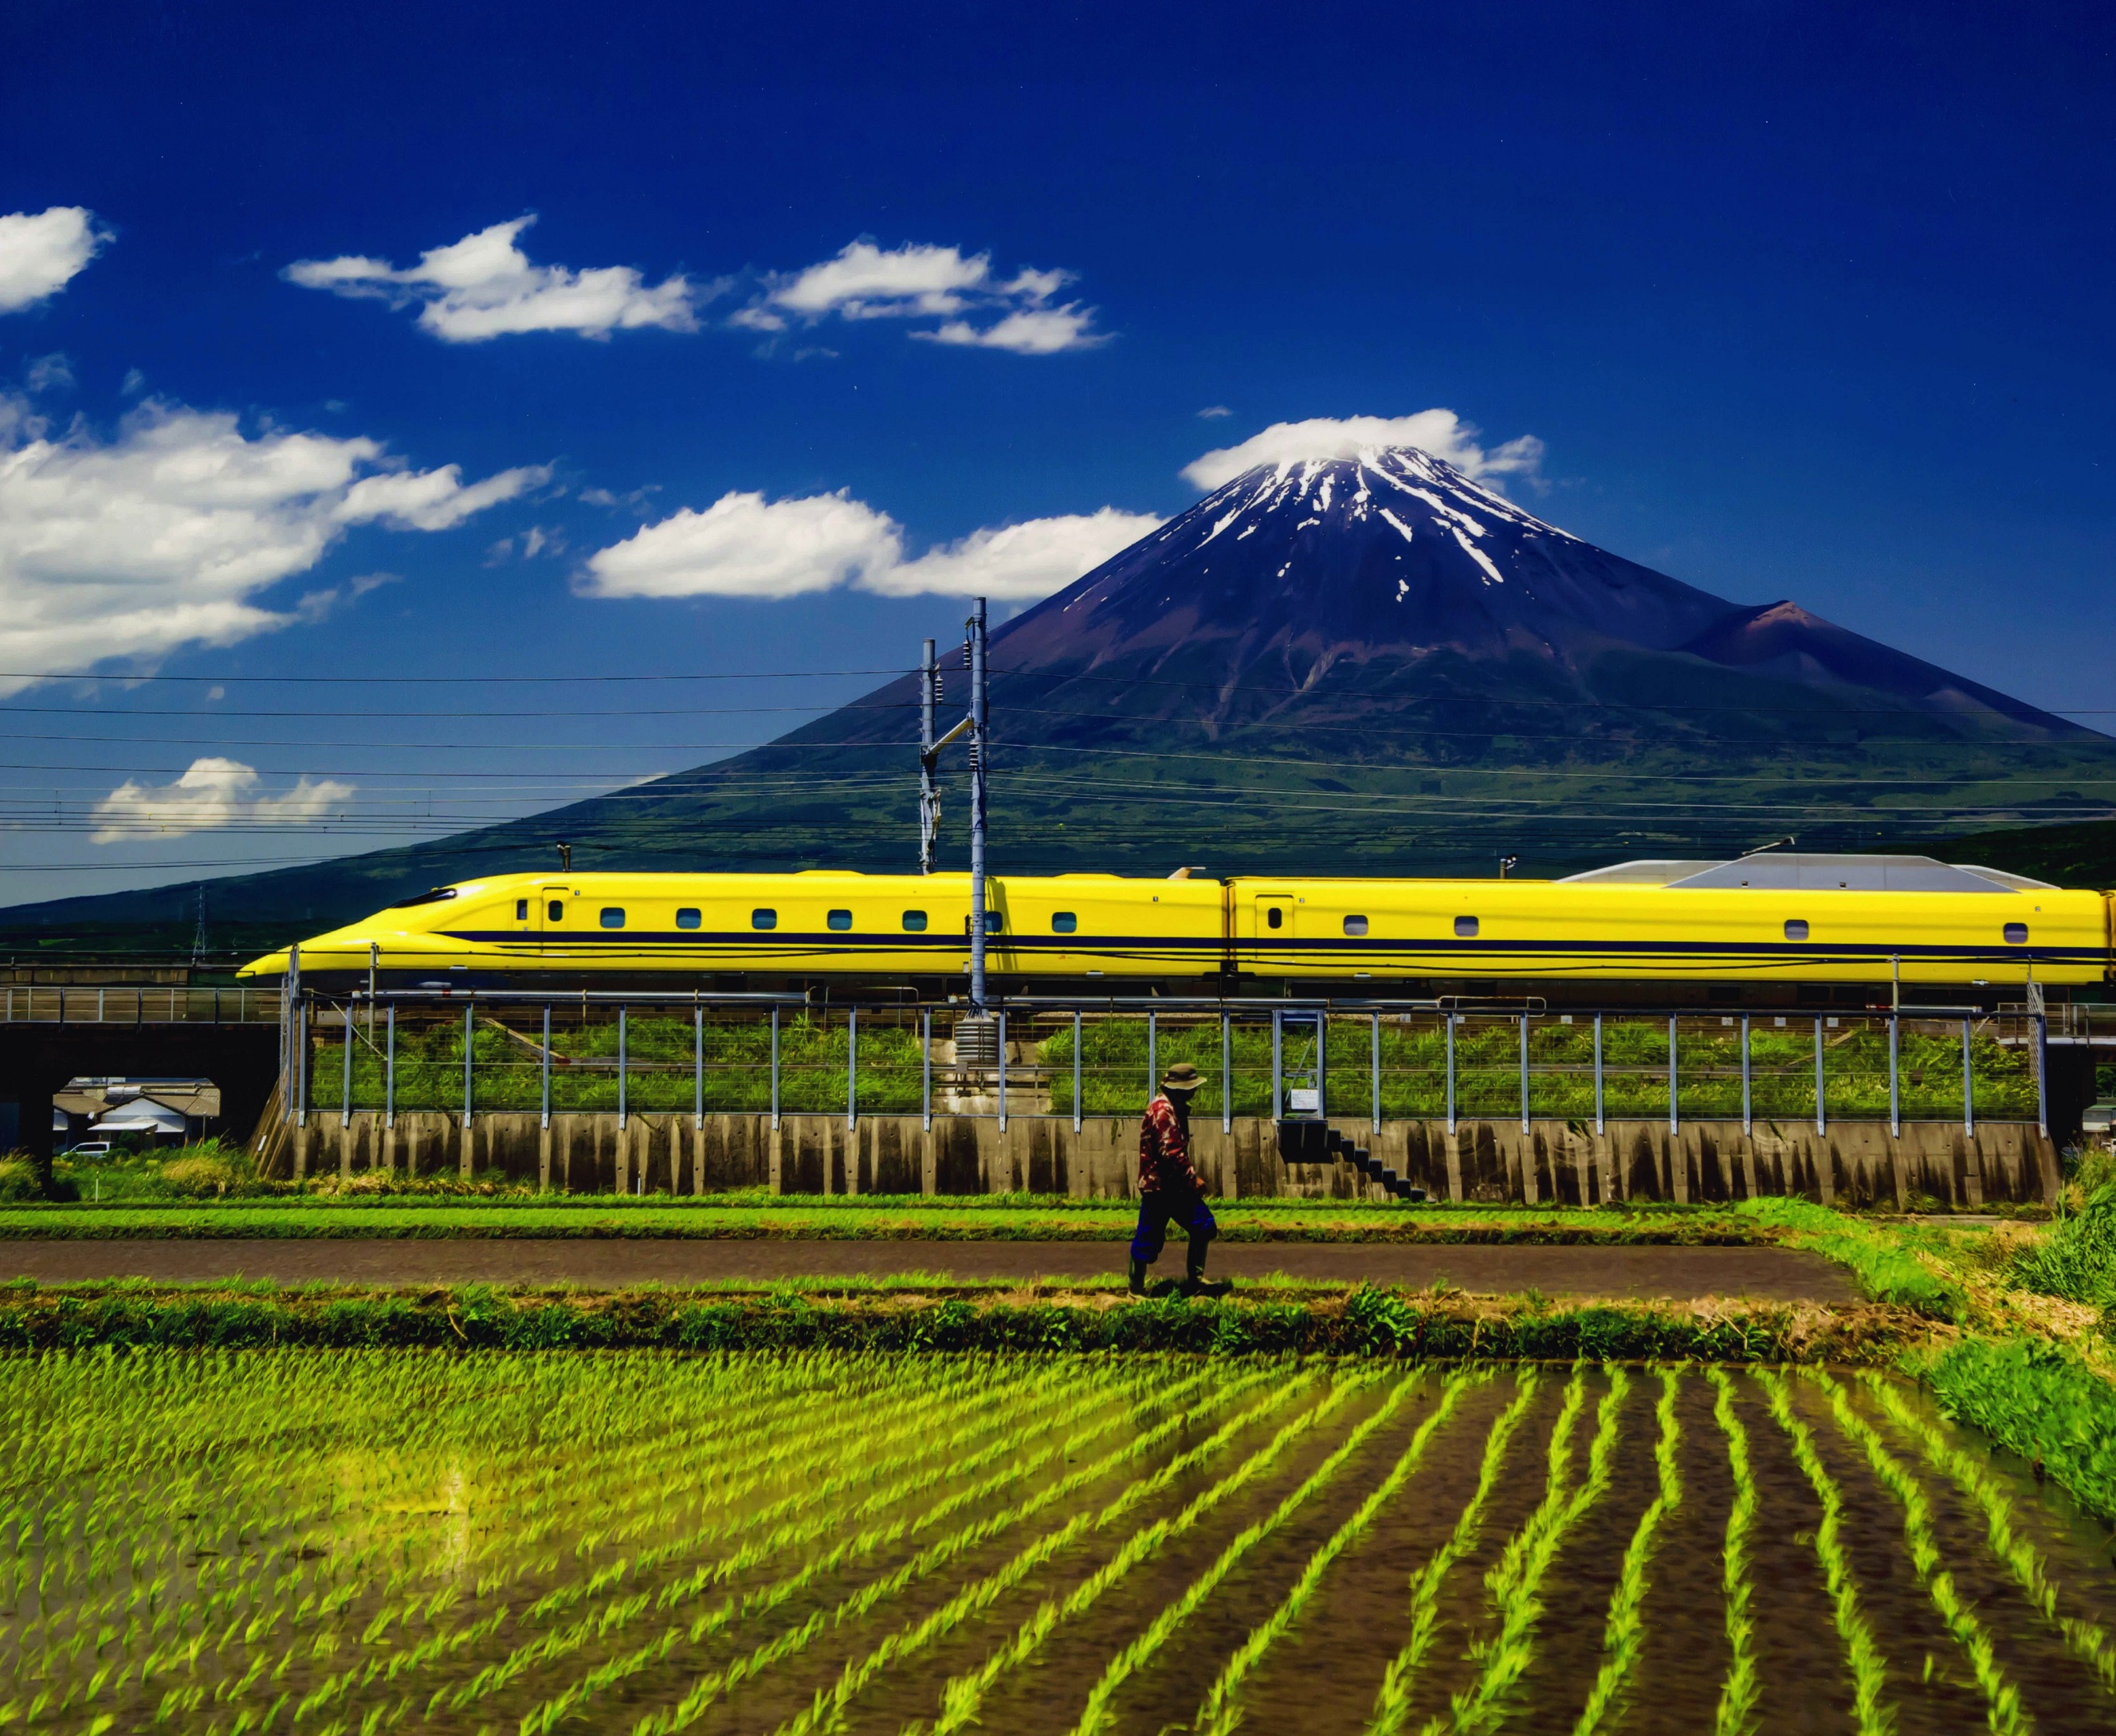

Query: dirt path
0 1239 1858 1300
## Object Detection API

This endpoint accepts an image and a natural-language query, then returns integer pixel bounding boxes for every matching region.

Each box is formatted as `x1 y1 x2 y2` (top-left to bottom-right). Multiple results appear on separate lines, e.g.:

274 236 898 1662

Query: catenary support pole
918 636 938 875
1594 1011 1605 1136
968 597 988 1012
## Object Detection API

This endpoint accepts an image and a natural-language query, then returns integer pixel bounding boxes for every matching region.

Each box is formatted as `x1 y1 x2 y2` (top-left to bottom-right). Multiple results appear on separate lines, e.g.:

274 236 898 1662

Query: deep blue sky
0 1 2110 902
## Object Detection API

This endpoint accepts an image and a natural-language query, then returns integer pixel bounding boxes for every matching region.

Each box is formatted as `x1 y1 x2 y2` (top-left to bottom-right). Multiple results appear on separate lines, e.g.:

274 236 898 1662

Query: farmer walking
1129 1061 1231 1298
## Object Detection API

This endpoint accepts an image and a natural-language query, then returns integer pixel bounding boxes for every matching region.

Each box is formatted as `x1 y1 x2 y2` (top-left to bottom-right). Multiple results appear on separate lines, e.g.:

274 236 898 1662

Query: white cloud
583 492 1159 603
870 509 1163 599
1181 410 1546 491
284 216 703 342
1197 405 1232 419
91 757 355 842
0 397 539 689
579 489 902 600
0 207 110 313
744 239 1104 352
23 353 72 393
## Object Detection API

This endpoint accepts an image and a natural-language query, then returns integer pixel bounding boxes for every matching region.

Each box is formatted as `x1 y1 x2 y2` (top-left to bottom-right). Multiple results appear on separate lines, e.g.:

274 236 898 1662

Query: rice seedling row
2 1353 2113 1734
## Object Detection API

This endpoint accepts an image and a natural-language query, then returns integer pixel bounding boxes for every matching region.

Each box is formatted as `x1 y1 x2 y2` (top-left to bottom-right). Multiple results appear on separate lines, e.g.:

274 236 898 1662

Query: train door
1252 894 1294 972
536 886 570 952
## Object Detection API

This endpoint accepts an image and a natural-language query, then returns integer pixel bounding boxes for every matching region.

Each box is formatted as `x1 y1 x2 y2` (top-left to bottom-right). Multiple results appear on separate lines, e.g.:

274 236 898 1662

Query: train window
548 901 564 923
675 909 701 929
2004 922 2029 944
1052 911 1078 933
965 911 1003 934
1343 915 1368 936
599 908 626 929
1266 907 1283 930
902 910 928 931
1784 919 1809 941
752 909 776 929
1455 916 1478 937
827 909 853 931
516 899 528 921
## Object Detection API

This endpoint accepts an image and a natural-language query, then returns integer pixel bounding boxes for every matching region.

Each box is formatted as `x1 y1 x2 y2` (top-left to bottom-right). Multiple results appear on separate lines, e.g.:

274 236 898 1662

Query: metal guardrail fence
284 992 2055 1139
0 986 281 1024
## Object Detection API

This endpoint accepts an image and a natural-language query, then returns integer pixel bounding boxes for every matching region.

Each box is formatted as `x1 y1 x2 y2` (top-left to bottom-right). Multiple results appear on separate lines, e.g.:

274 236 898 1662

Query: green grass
1919 1337 2116 1526
1734 1197 1966 1318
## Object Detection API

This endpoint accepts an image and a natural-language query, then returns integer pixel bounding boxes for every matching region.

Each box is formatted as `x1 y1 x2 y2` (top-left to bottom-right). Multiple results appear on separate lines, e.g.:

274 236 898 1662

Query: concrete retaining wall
287 1112 2057 1209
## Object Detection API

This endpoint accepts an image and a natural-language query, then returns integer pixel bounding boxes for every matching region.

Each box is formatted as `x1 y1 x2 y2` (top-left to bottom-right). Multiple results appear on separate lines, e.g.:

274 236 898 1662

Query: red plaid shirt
1138 1094 1203 1194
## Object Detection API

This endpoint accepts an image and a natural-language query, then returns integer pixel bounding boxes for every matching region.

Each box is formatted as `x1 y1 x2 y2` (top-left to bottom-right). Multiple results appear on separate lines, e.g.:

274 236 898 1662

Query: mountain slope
5 445 2109 948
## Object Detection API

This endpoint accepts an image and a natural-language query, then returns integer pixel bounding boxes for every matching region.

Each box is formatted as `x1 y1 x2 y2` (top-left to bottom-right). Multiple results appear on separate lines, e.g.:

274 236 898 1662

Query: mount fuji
4 445 2107 948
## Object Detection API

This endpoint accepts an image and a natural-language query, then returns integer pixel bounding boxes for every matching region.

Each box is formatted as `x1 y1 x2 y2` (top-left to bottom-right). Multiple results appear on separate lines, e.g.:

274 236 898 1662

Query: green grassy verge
0 1277 1918 1361
1734 1197 1968 1318
1920 1338 2116 1526
0 1196 1770 1243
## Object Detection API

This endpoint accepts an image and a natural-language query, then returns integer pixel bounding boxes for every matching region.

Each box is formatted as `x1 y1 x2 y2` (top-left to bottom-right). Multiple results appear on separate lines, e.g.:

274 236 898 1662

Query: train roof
1557 854 2055 893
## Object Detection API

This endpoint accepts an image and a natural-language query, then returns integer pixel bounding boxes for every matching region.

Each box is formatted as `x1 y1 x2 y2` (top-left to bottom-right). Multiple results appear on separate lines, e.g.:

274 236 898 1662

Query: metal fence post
1519 1013 1530 1131
847 1007 858 1132
771 1006 781 1132
995 1009 1006 1132
1075 1010 1085 1135
540 1003 550 1130
1317 1010 1328 1119
295 994 308 1126
1741 1013 1751 1136
384 1002 395 1129
1962 1015 1975 1135
1888 1013 1900 1138
462 1000 474 1129
1445 1013 1457 1133
693 1000 705 1132
341 1000 355 1129
1271 1010 1283 1118
1371 1011 1381 1133
617 1006 627 1130
1222 1011 1232 1134
2035 1011 2049 1140
921 1008 933 1133
1593 1011 1604 1137
1669 1015 1679 1135
1146 1010 1157 1106
1814 1016 1825 1135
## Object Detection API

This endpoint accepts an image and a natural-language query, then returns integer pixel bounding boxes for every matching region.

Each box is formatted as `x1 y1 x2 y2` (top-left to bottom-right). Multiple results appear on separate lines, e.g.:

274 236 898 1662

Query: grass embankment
0 1193 1770 1243
0 1275 1920 1360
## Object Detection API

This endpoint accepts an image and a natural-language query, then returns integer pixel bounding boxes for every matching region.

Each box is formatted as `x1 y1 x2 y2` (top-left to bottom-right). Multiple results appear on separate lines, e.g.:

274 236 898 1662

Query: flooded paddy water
2 1349 2112 1734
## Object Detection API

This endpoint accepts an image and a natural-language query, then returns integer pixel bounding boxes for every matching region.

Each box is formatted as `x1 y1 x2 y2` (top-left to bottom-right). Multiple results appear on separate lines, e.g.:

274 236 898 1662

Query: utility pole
190 885 207 967
918 638 939 874
968 598 989 1012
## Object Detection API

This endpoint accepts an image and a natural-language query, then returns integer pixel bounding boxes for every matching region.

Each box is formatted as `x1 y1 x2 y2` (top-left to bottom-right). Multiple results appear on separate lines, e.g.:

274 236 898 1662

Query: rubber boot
1128 1258 1149 1297
1183 1227 1231 1298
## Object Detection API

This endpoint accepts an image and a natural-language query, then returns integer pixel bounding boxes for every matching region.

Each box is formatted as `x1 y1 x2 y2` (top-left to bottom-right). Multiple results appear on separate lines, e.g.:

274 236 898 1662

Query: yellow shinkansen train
241 854 2113 996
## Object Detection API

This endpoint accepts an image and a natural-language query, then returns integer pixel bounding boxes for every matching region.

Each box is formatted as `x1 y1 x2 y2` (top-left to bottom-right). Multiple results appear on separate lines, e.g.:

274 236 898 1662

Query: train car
239 853 2113 1000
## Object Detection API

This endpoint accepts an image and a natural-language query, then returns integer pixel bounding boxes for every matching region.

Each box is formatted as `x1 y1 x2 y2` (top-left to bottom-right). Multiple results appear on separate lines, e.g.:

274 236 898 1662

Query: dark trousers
1130 1185 1217 1265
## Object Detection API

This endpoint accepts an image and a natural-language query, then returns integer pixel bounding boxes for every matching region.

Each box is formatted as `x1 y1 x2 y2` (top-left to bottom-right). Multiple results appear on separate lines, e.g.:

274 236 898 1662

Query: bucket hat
1160 1062 1207 1091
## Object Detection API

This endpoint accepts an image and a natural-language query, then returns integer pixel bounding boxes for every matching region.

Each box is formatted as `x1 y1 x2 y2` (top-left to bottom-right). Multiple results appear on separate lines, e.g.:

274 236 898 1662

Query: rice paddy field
7 1348 2114 1734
